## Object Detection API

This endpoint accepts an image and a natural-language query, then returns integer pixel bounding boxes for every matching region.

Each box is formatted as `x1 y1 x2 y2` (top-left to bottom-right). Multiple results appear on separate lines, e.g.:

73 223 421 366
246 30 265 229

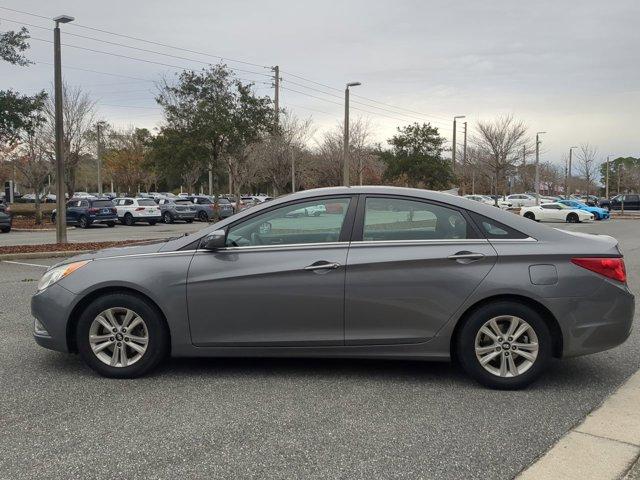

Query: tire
0 226 10 233
148 220 157 226
456 301 552 390
106 222 115 228
566 213 579 223
78 215 90 229
76 292 169 378
51 213 56 224
523 211 536 221
198 211 209 222
124 213 135 226
163 212 173 224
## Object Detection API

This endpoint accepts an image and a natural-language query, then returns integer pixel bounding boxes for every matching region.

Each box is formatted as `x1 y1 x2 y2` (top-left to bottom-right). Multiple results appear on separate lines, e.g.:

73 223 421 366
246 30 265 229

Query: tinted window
226 198 351 247
175 200 192 205
197 197 212 204
469 212 528 239
218 198 231 204
91 200 113 208
137 199 156 206
363 198 469 241
624 195 639 203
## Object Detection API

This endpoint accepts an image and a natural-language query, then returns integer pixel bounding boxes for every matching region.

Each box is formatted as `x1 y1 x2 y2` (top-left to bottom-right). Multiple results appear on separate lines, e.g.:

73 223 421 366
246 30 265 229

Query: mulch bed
0 240 148 255
10 218 57 230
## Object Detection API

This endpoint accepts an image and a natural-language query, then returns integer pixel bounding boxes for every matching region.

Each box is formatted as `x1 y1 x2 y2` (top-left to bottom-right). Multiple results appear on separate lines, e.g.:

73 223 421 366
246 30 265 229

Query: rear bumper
548 281 635 357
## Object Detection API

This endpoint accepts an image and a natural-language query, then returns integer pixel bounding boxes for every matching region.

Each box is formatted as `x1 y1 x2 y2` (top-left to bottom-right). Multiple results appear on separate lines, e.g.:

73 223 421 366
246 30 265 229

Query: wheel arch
450 294 563 360
66 286 171 353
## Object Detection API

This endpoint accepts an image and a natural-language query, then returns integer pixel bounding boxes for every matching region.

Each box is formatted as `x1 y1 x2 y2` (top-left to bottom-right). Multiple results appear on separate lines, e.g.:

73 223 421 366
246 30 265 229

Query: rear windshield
137 199 156 206
91 200 113 208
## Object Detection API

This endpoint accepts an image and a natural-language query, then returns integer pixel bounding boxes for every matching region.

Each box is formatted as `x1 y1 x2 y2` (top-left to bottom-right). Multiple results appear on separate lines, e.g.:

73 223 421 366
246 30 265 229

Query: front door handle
447 251 485 263
304 261 341 271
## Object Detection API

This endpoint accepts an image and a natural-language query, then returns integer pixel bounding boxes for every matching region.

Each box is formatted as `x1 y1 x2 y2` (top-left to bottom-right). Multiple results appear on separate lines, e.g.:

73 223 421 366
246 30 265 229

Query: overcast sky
1 0 639 165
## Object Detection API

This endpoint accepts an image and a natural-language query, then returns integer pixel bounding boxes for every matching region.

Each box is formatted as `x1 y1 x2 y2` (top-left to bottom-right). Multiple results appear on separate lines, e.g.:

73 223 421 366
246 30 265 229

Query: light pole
53 14 74 244
452 115 465 175
567 146 578 197
534 131 546 205
343 81 361 187
605 155 610 199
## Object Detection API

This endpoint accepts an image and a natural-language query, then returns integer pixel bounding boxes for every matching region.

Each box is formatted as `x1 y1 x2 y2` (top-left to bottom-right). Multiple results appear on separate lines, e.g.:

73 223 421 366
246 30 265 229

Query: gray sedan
31 186 634 389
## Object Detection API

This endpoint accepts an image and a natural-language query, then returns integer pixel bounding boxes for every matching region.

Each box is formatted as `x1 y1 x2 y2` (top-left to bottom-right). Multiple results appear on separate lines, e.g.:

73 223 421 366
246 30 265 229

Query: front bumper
548 280 635 357
31 283 77 353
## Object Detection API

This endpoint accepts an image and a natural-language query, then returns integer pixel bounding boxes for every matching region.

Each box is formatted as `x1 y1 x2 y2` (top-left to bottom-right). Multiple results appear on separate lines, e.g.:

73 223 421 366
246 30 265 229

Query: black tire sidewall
198 211 208 222
456 301 552 390
163 212 173 224
124 213 134 226
76 293 169 378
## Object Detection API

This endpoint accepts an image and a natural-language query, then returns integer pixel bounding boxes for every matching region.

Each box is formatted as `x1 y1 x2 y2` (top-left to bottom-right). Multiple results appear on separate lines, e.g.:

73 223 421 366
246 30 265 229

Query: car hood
52 240 166 267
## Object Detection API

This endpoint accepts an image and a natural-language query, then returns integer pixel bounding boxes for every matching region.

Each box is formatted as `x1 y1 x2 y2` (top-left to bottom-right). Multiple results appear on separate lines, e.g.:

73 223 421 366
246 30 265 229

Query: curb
517 369 640 479
0 250 91 261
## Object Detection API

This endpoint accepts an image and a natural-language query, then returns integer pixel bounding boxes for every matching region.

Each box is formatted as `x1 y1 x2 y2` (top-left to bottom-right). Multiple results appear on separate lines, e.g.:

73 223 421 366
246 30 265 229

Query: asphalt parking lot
0 219 638 479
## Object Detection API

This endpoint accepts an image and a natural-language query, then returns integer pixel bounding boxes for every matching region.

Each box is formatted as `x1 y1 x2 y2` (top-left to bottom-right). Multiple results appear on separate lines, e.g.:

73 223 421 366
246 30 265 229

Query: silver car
31 187 634 389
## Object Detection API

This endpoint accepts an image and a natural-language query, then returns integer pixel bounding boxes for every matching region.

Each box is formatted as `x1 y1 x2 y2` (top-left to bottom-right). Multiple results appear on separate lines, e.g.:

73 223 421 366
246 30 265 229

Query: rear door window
362 197 471 241
468 212 528 239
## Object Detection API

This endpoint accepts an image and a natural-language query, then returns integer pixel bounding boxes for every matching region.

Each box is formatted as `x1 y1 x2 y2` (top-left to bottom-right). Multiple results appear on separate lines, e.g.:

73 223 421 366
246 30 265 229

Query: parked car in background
113 197 161 225
51 198 118 228
557 199 609 220
31 186 633 389
0 209 11 233
520 203 594 223
505 194 537 207
73 191 93 199
577 194 600 206
157 197 196 224
1 199 14 233
186 196 234 221
607 194 640 211
464 195 512 209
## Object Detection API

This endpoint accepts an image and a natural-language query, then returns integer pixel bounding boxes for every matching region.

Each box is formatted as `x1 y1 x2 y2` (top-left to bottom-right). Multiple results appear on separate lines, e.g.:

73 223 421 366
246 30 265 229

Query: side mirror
202 229 226 250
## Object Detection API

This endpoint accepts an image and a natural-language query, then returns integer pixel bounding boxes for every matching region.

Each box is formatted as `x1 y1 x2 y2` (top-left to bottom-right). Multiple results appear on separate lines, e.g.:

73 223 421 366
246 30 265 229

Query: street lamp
452 115 465 175
343 81 361 187
534 131 546 205
53 14 74 243
567 146 578 197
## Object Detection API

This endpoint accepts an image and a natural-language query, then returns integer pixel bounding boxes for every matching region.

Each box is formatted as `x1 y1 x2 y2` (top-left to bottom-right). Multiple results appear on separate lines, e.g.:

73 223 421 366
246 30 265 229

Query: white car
463 195 512 209
113 197 162 226
520 203 594 223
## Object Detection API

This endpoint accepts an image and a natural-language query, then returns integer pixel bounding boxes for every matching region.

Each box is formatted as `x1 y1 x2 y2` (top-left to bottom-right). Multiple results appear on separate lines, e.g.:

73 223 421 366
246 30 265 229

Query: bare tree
472 115 530 203
576 143 599 196
12 130 52 223
43 83 97 198
252 110 314 195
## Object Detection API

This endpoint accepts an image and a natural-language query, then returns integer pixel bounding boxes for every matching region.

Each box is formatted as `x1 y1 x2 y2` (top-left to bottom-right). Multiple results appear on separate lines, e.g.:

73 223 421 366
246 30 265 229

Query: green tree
600 157 640 195
0 26 47 145
155 64 273 203
381 122 453 189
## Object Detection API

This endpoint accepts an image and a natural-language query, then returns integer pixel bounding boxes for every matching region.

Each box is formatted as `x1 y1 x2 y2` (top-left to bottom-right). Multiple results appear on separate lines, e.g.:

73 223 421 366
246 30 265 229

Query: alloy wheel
474 315 539 378
89 307 149 368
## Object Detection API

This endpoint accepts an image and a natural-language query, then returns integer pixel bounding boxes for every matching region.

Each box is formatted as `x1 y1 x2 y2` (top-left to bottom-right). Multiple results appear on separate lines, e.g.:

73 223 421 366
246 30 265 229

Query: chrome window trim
350 239 490 247
94 250 198 261
207 241 350 253
488 237 537 243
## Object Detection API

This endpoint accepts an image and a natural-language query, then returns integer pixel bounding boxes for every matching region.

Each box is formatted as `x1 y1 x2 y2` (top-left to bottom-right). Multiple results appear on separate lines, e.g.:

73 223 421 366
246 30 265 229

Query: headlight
37 260 90 292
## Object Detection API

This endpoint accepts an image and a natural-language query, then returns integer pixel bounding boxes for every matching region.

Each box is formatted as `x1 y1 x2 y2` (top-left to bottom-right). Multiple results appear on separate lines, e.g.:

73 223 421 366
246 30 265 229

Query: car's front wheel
163 212 173 224
76 293 169 378
566 212 579 223
124 213 135 226
198 211 209 222
456 301 552 389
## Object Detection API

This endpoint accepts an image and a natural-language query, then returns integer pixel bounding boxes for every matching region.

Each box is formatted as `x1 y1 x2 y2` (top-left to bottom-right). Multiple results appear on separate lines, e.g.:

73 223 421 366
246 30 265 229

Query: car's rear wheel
78 215 90 229
124 213 135 226
523 211 536 221
198 211 209 222
50 213 56 224
76 293 169 378
163 212 173 224
456 301 552 389
566 212 579 223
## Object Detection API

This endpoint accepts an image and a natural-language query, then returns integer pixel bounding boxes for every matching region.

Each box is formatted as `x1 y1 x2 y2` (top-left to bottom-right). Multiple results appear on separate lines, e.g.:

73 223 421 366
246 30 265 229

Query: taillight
88 208 99 213
571 257 626 283
135 207 145 211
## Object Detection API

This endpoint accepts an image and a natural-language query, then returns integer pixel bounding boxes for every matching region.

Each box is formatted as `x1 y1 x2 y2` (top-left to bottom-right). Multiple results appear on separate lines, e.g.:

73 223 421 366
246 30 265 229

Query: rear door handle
304 261 341 271
447 251 485 262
